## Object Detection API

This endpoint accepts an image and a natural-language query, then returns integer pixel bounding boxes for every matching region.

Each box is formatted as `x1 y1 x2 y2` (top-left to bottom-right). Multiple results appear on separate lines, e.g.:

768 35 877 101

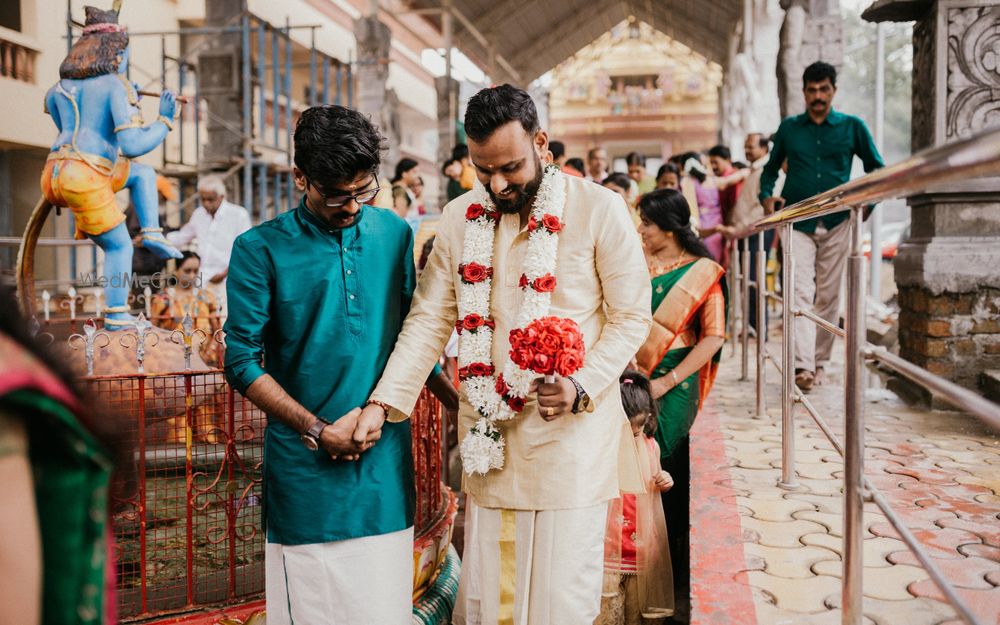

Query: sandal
794 369 814 392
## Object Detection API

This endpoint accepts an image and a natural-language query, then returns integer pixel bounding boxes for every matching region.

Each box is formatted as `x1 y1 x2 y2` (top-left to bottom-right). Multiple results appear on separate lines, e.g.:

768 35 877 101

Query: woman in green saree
0 290 124 625
634 189 728 623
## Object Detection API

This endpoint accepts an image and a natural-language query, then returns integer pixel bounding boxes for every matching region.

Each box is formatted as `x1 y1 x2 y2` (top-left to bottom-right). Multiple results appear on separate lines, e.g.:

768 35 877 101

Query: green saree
636 258 728 458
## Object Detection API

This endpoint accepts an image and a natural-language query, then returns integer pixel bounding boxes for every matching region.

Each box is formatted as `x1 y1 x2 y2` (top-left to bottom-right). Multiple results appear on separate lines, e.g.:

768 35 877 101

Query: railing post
728 238 739 355
741 237 751 381
843 209 866 625
779 223 799 489
755 232 767 418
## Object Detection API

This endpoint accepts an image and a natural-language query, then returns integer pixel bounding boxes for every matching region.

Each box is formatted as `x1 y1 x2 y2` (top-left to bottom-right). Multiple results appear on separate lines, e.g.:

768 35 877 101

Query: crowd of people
0 60 883 625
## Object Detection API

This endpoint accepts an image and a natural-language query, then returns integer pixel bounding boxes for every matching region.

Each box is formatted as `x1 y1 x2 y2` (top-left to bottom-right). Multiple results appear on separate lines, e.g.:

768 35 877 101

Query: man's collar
798 108 844 126
752 154 770 170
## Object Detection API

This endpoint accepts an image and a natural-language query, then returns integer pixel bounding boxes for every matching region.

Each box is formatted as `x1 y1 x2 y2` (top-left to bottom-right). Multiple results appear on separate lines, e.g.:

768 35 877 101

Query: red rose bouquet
508 316 586 383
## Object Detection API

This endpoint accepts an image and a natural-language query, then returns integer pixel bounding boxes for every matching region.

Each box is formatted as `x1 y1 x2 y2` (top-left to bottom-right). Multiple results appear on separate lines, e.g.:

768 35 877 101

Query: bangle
670 370 679 386
157 115 174 131
365 399 391 415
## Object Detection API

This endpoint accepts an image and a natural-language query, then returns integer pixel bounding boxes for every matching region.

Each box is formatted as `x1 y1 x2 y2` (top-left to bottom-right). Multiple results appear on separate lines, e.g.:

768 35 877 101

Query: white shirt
166 200 252 280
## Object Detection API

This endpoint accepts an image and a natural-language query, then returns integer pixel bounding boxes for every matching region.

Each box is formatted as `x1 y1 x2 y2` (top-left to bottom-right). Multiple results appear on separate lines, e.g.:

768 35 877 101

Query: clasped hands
321 406 385 461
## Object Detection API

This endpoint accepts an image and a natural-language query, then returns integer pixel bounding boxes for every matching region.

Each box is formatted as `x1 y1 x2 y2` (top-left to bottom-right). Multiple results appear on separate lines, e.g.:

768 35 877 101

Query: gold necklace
648 249 687 276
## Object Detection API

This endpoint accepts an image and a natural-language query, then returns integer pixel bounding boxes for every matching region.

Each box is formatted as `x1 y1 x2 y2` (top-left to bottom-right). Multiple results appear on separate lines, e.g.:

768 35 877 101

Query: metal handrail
750 126 1000 233
726 124 1000 625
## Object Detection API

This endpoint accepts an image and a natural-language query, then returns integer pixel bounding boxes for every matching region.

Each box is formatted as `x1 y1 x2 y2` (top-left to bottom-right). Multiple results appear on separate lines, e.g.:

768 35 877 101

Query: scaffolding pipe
778 222 799 490
242 14 253 214
284 20 294 207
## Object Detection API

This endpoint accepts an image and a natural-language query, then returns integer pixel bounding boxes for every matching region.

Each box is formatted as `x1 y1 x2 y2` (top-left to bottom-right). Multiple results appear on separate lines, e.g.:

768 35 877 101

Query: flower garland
457 164 567 475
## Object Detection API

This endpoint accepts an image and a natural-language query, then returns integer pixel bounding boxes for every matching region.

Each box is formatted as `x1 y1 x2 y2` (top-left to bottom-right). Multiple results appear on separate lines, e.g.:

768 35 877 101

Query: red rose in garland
541 214 563 233
466 203 486 220
459 262 493 284
533 274 557 293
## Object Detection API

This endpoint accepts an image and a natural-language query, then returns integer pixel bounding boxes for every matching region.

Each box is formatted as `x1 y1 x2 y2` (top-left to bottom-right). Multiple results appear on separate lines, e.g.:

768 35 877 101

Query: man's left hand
530 375 576 421
352 403 387 447
209 272 226 284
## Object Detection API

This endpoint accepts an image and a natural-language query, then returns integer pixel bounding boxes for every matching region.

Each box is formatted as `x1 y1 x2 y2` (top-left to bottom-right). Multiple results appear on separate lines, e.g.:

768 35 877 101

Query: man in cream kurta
364 85 652 625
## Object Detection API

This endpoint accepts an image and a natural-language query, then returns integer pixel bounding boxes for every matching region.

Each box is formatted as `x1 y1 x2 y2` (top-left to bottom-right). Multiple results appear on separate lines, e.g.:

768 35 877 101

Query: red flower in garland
527 216 539 232
541 214 563 233
533 274 557 293
466 203 486 220
455 314 497 334
459 361 496 381
506 395 526 412
459 263 493 284
495 373 509 396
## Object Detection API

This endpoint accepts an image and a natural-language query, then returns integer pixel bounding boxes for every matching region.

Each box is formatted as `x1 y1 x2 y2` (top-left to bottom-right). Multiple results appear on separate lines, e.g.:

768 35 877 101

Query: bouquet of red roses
509 316 586 383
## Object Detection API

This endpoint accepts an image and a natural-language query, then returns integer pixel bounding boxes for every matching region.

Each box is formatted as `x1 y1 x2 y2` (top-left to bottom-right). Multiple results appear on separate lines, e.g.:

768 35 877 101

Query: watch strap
568 376 588 413
306 417 331 439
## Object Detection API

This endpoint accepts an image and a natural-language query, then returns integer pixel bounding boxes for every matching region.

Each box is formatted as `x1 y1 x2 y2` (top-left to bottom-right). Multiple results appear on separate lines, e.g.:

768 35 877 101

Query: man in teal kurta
224 105 455 625
759 61 883 391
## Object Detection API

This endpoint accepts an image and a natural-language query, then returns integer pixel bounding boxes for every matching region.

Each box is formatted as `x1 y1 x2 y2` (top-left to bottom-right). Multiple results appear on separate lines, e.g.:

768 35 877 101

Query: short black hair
602 172 632 190
803 61 837 88
293 105 384 191
566 157 585 172
747 132 770 149
549 140 566 160
465 84 540 142
620 370 658 437
393 157 418 183
626 152 646 167
708 144 731 161
656 162 680 180
441 157 458 176
452 143 469 160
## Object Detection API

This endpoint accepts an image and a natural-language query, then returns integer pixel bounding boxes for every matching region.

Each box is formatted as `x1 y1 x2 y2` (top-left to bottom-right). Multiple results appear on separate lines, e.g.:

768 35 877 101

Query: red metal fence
85 367 444 621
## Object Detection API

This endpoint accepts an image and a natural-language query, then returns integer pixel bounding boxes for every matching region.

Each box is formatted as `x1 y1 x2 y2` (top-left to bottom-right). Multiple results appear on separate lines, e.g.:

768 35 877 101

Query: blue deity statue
42 4 182 329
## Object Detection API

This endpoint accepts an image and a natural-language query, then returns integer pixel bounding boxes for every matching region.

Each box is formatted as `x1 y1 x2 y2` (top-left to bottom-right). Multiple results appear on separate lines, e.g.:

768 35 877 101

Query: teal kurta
224 198 415 545
759 108 884 233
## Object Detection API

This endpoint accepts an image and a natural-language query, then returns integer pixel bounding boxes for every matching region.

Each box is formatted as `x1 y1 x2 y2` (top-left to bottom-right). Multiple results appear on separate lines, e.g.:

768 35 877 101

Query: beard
487 154 544 215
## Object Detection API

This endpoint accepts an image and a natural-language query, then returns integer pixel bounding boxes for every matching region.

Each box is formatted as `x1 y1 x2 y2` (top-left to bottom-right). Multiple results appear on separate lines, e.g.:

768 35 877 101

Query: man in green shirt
224 105 456 624
759 61 884 391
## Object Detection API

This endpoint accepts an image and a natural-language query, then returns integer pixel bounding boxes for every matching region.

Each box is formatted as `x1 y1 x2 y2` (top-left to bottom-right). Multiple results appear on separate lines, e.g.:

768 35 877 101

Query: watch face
301 434 319 451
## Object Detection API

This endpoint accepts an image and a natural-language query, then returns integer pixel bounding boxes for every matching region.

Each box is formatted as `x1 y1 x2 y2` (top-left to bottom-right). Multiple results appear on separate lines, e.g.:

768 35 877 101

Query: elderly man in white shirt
166 175 252 313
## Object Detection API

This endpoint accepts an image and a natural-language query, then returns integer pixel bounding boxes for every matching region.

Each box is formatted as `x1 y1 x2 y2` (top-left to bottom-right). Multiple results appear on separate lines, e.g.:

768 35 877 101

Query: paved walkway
691 340 1000 625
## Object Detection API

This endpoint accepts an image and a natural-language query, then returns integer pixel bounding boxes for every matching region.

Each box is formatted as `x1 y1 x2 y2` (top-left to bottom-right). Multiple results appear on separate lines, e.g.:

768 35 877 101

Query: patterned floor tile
740 496 816 522
743 542 840 579
887 551 998 589
746 571 841 613
811 560 929 600
741 517 830 548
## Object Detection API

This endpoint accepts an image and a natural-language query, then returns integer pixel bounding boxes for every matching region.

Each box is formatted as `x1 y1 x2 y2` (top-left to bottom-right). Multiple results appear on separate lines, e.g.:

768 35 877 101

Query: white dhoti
265 526 414 625
454 500 608 625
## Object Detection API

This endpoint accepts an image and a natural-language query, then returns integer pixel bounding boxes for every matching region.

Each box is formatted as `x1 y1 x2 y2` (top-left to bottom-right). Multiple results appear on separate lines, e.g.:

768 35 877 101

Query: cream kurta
371 173 652 510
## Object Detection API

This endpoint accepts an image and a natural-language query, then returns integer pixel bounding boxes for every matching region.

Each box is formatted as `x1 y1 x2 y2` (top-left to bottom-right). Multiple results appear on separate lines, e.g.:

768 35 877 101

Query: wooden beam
508 2 623 73
474 0 544 36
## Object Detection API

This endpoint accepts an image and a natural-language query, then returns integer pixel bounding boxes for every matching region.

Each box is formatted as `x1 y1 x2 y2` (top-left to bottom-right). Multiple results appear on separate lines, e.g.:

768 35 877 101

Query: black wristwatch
568 376 591 414
301 417 331 451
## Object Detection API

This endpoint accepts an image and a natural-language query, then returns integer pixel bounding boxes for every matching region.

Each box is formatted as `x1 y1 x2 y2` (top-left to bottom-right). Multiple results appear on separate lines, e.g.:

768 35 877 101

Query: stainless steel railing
730 125 1000 625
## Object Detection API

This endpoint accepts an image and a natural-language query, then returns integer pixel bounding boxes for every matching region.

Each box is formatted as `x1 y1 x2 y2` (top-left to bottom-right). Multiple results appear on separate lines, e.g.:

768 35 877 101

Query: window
0 1 21 32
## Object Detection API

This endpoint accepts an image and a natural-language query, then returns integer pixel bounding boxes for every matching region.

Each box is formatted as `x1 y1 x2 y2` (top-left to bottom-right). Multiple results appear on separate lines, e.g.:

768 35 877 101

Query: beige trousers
453 499 608 625
791 220 851 372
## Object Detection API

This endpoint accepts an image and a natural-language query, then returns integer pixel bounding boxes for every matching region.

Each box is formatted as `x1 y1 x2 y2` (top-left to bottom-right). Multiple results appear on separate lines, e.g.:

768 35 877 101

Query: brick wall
898 286 1000 391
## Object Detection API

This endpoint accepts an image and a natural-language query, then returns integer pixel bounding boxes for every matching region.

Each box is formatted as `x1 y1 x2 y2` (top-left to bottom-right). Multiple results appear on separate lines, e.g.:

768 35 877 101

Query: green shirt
759 109 884 233
224 198 415 545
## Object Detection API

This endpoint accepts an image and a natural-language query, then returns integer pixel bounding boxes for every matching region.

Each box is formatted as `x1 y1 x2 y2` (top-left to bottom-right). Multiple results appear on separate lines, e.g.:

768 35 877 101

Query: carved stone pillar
865 0 1000 396
777 0 844 118
354 15 398 182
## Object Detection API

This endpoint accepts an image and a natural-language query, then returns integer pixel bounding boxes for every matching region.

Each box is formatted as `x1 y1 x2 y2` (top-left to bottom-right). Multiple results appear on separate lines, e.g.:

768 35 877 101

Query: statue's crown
82 6 125 34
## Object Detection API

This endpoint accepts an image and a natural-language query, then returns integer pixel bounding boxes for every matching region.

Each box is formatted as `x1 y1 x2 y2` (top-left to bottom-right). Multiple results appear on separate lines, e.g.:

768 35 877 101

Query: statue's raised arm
41 3 182 329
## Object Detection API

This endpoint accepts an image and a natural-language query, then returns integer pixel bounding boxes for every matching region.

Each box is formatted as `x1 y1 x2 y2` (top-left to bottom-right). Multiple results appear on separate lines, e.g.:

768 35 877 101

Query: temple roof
408 0 741 85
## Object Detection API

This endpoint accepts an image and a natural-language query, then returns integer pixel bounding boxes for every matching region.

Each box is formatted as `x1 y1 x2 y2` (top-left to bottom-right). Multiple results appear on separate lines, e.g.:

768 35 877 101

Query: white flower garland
457 164 567 475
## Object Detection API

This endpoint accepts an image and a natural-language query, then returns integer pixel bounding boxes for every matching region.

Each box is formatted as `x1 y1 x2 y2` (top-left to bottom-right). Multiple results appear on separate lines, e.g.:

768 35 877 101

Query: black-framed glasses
306 174 381 208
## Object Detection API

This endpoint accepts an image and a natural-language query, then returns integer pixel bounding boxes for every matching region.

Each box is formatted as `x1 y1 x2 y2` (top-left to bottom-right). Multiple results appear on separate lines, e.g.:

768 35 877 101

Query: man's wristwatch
301 417 331 451
568 376 591 414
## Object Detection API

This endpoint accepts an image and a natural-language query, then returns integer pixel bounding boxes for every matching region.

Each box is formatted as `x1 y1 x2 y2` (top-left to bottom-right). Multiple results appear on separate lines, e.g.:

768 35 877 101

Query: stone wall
897 287 1000 389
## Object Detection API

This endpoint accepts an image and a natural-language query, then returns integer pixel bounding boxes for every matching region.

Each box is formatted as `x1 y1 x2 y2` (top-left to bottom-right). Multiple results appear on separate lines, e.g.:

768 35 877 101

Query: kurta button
349 294 356 300
346 270 352 275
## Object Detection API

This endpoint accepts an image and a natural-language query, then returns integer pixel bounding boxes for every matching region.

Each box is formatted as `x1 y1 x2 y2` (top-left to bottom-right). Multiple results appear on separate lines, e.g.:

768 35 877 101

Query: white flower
460 419 505 475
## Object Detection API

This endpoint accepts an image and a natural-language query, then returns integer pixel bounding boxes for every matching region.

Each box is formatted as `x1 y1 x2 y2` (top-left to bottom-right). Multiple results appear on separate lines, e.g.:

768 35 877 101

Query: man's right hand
319 408 365 461
762 196 785 214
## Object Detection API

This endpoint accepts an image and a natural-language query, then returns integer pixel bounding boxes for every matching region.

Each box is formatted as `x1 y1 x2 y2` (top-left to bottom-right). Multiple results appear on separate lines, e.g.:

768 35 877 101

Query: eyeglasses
305 174 381 208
